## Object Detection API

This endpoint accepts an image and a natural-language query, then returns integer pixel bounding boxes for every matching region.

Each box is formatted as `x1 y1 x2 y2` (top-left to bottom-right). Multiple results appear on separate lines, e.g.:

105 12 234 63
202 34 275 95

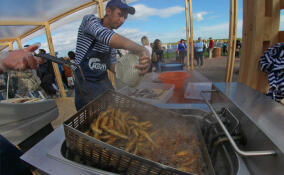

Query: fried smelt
102 126 128 139
176 150 191 157
138 130 157 148
125 137 137 152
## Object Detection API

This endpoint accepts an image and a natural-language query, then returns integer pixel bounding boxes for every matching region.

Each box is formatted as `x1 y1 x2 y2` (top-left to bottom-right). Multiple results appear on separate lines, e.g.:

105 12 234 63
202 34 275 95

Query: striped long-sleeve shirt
259 42 284 102
74 14 117 68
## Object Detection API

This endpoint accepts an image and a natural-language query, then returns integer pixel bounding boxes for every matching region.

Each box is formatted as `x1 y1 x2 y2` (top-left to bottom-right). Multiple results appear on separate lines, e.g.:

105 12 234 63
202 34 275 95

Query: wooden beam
19 25 44 40
97 0 105 19
44 22 66 98
225 0 238 82
0 21 45 26
8 42 14 51
19 1 101 41
0 42 9 46
16 38 22 49
189 0 194 70
280 0 284 9
0 38 17 42
185 0 190 68
49 1 97 24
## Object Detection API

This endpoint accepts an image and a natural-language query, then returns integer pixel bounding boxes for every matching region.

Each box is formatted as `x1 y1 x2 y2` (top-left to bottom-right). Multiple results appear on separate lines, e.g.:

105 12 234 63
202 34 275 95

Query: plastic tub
161 63 184 72
118 82 174 104
158 71 189 89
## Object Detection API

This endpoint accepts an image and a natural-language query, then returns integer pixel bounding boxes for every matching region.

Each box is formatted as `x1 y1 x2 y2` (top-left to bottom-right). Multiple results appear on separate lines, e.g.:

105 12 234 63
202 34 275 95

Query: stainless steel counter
214 82 284 153
21 125 117 175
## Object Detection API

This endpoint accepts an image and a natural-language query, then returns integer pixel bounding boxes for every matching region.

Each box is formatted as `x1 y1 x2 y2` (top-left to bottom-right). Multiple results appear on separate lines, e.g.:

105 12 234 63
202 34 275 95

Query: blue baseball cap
106 0 135 15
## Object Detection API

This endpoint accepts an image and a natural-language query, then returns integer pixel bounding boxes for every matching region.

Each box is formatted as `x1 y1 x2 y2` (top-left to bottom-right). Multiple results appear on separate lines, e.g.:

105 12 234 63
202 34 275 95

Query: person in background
208 37 214 59
0 44 42 175
194 37 204 68
152 39 164 72
177 39 187 64
236 40 242 58
203 39 208 57
222 42 228 55
37 49 57 97
74 0 150 110
141 36 152 72
63 56 74 89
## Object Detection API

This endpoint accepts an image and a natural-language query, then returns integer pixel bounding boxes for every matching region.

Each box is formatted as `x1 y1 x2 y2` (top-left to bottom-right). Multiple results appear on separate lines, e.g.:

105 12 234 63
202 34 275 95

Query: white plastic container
118 82 174 104
184 82 212 100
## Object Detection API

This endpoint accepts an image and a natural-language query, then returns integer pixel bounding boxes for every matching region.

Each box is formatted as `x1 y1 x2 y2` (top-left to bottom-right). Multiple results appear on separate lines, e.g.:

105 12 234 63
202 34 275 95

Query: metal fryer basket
64 90 214 175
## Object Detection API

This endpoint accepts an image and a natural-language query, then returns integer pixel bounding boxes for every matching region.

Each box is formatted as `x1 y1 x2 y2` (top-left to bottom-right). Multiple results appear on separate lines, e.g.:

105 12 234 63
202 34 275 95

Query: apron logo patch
88 57 106 71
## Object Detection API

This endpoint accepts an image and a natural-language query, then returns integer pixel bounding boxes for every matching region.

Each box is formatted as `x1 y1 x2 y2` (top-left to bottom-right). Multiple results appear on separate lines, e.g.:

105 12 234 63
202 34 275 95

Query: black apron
75 40 113 110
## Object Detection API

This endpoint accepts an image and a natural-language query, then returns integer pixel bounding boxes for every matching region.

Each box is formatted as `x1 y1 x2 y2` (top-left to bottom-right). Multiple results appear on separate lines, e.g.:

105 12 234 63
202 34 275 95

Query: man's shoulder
83 14 100 22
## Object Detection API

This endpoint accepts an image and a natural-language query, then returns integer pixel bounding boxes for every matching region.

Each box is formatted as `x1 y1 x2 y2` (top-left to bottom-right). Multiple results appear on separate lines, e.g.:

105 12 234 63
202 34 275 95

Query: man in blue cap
74 0 150 110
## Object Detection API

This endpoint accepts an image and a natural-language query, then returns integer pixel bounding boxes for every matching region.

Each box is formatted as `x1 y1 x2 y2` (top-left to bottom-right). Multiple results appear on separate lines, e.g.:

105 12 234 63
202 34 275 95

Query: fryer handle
200 90 277 157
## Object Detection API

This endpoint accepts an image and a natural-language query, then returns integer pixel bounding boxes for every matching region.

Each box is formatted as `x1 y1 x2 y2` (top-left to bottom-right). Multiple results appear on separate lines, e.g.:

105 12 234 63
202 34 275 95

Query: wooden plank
97 0 104 19
0 38 17 42
16 38 22 49
279 31 284 42
184 0 190 68
0 21 44 26
8 42 14 51
246 0 264 89
240 0 280 92
238 0 254 84
0 43 9 46
189 0 194 70
44 22 66 98
20 26 44 40
226 0 238 82
281 0 284 9
48 1 98 24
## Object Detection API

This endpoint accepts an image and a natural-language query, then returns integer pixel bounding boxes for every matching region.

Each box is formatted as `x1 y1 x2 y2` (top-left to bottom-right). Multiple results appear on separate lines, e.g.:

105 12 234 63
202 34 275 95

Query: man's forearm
110 34 146 56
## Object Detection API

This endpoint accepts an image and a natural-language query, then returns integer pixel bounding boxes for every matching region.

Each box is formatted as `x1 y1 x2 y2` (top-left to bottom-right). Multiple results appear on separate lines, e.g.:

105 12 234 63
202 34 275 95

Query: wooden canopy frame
184 0 238 81
0 0 108 98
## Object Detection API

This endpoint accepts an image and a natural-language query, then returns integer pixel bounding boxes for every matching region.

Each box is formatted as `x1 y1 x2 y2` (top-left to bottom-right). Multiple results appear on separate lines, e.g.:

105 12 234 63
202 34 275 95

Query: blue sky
21 0 248 57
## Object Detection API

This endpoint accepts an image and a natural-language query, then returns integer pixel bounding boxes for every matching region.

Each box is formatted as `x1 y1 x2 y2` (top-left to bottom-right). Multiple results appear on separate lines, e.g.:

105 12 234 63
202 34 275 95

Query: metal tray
64 90 214 175
118 82 174 104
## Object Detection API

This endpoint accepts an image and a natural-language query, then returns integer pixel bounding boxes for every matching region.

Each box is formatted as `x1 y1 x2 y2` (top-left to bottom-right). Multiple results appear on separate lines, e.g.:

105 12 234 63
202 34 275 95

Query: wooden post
44 22 66 97
8 41 14 51
225 0 238 82
238 0 280 92
96 0 104 18
185 0 190 68
16 38 22 49
189 0 194 70
97 0 116 89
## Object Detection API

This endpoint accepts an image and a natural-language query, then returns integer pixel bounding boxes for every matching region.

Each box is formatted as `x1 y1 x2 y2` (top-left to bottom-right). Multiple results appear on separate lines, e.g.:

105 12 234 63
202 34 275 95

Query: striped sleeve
82 15 115 46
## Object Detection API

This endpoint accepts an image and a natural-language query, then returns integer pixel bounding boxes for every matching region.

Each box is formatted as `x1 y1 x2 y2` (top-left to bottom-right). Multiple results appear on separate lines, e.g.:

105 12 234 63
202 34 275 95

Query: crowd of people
173 37 242 68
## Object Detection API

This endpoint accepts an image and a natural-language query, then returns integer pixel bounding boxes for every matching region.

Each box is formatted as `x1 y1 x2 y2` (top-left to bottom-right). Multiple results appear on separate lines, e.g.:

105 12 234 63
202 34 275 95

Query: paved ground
193 56 240 82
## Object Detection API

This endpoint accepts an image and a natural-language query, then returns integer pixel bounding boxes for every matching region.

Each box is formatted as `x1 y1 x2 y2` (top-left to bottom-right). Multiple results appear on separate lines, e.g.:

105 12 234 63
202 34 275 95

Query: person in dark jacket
152 39 164 72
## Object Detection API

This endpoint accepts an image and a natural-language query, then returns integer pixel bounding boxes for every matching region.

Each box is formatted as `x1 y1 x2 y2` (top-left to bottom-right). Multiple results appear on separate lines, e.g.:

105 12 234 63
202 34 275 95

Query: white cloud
194 12 208 21
129 4 184 20
193 20 243 39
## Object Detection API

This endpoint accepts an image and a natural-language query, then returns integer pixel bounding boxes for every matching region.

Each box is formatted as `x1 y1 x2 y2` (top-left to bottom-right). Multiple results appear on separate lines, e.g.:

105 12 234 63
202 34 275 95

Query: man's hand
135 52 151 75
1 44 42 71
